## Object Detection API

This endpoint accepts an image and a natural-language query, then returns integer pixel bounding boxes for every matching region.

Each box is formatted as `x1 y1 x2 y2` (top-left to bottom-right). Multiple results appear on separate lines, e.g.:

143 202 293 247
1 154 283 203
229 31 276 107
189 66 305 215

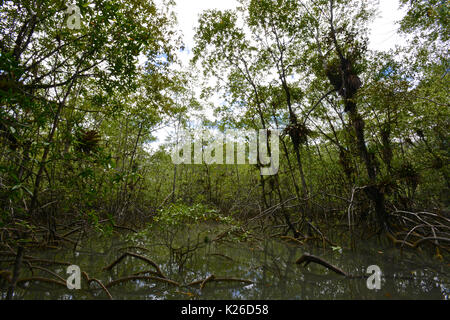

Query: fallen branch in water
296 253 348 277
105 276 180 288
103 252 165 278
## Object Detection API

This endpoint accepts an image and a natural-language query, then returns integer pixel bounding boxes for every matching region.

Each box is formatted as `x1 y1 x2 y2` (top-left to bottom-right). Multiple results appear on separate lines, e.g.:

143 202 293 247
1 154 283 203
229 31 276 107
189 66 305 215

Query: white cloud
369 0 408 51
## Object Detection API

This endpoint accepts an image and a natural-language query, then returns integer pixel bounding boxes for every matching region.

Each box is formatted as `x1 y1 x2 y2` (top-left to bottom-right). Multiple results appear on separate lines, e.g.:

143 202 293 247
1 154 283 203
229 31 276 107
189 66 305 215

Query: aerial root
103 252 165 278
88 278 113 300
389 210 450 252
387 232 450 251
81 271 113 300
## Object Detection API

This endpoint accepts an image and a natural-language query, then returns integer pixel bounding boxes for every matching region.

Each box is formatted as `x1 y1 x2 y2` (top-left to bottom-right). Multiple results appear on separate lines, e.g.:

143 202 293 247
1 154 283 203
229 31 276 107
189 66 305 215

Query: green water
1 226 449 300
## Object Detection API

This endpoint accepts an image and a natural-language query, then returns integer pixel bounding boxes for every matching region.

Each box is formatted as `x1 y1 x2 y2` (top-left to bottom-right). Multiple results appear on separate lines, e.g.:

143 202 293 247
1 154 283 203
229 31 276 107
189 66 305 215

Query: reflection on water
1 227 449 300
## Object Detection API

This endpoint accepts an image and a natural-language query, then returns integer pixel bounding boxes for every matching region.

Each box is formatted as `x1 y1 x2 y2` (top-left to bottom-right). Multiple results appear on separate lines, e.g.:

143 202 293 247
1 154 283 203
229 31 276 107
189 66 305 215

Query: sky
368 0 408 51
150 0 408 148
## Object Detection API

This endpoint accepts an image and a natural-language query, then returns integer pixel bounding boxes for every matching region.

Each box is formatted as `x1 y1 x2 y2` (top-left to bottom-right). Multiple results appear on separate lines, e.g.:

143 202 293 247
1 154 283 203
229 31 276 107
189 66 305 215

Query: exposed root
81 271 113 300
390 210 450 252
387 233 415 248
103 252 165 278
388 232 450 250
414 237 450 248
88 278 113 300
82 271 90 283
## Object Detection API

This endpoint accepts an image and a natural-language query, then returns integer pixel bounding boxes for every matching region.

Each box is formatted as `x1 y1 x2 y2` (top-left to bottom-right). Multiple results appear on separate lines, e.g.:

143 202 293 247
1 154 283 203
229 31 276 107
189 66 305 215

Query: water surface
1 226 448 300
